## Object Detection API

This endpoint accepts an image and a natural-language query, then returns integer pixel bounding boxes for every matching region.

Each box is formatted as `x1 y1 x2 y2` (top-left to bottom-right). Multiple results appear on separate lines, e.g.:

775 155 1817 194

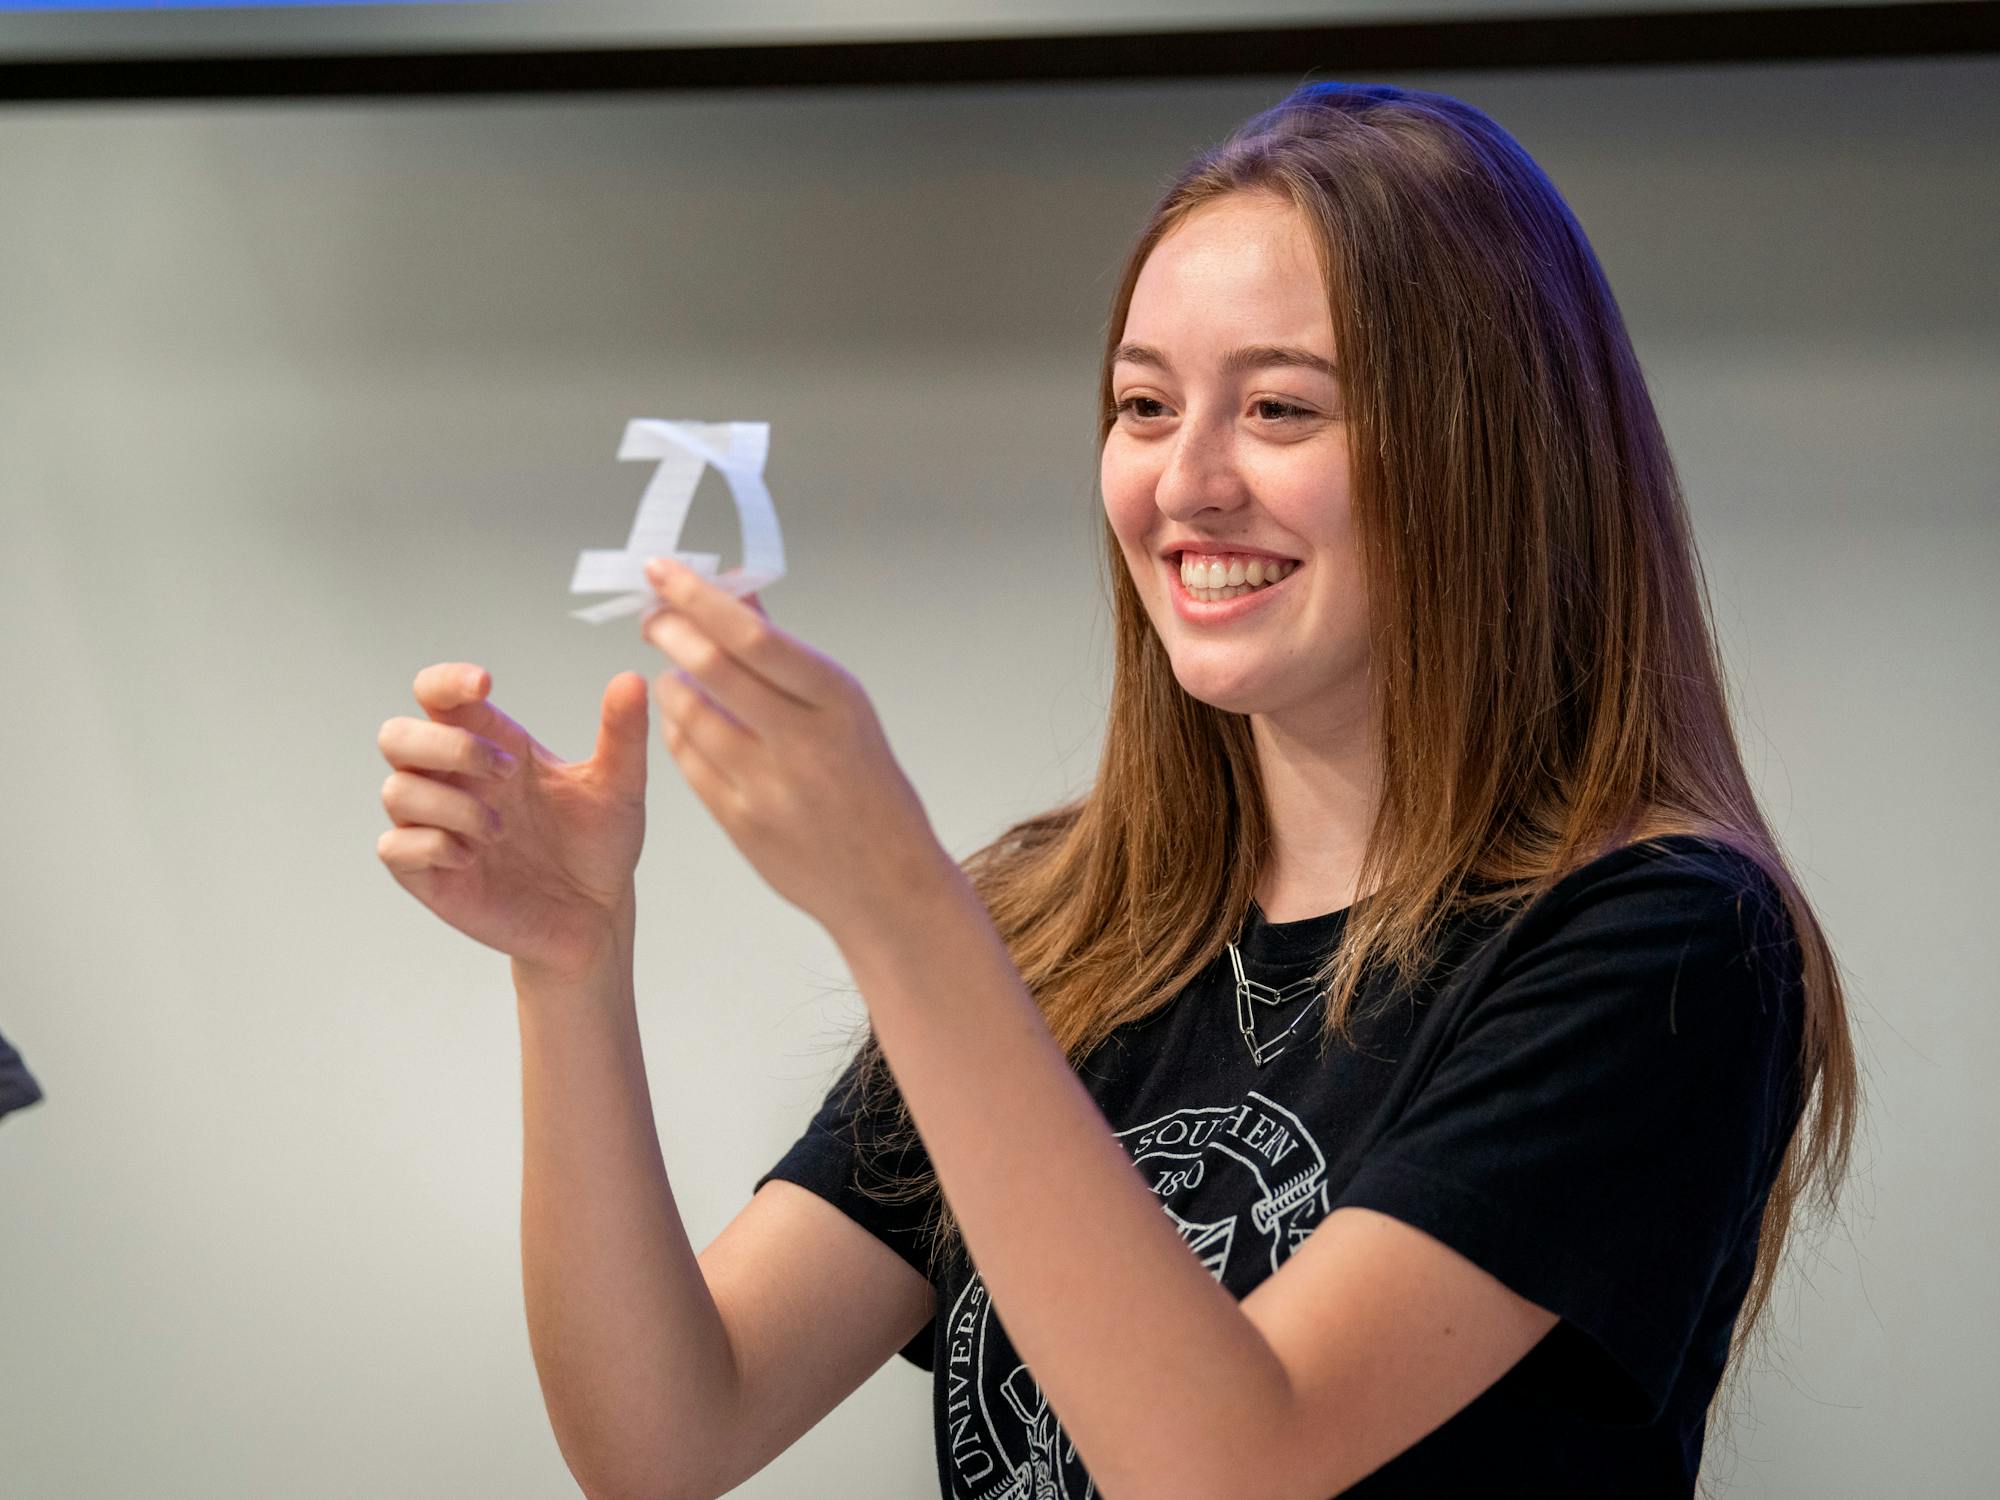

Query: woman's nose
1153 421 1250 521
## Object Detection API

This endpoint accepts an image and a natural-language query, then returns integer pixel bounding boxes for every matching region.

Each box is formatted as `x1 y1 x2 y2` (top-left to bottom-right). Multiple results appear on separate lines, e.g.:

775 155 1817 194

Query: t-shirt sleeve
1329 839 1806 1424
753 1052 939 1372
0 1026 44 1124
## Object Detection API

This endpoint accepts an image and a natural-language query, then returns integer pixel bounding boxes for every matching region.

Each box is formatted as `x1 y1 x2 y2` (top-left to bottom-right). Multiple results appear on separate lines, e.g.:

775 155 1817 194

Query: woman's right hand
376 663 652 979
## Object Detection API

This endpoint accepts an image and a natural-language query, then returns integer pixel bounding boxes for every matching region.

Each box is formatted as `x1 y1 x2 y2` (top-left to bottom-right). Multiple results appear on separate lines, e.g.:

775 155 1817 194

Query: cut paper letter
568 418 785 623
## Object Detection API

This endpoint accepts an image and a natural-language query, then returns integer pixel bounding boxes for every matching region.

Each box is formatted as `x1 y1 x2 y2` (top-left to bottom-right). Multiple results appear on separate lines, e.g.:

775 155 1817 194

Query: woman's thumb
593 671 651 787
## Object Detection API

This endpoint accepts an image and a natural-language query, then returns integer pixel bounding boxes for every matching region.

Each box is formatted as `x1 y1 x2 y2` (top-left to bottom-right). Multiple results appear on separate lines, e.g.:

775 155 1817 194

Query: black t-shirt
755 834 1806 1498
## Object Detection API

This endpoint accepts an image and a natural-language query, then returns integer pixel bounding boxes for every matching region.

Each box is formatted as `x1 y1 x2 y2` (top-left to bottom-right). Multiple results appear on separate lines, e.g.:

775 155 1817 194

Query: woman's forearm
515 936 737 1500
832 870 1292 1500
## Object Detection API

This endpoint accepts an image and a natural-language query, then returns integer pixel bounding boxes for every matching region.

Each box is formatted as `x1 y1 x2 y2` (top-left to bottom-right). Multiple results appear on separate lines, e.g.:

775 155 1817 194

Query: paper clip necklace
1226 939 1327 1068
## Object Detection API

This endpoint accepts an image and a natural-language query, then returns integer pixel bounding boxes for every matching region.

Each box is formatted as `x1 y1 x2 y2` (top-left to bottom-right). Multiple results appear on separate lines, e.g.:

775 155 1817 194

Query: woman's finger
644 559 837 706
654 669 760 772
413 662 489 712
411 661 525 748
382 770 503 846
643 609 803 743
655 672 749 819
376 823 476 874
378 716 521 779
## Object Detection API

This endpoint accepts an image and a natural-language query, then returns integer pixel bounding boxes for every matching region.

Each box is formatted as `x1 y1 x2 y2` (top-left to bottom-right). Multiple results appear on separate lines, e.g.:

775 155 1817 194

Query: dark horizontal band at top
2 2 1995 103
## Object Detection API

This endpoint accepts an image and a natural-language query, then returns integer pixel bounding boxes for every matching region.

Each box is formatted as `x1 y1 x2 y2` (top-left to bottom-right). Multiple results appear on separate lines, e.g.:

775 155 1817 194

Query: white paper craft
569 419 785 623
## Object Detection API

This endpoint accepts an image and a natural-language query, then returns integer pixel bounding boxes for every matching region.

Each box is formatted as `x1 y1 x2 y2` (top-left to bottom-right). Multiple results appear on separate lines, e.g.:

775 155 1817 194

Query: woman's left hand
638 556 957 945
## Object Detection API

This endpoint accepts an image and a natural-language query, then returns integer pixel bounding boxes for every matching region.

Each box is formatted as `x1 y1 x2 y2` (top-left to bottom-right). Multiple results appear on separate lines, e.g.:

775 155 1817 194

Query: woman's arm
632 558 1560 1499
515 936 737 1500
834 868 1296 1499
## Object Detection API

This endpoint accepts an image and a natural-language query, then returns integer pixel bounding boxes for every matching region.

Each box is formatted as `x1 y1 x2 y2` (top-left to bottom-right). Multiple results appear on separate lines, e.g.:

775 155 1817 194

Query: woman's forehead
1123 198 1334 360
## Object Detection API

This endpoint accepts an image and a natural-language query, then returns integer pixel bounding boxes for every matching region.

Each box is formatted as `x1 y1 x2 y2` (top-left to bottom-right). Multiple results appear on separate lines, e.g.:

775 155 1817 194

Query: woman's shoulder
1483 826 1803 1006
1460 822 1784 929
1563 828 1783 903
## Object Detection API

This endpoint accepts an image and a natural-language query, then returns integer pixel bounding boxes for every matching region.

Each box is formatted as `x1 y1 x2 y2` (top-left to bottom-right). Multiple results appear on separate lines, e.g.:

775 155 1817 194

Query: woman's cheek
1101 457 1165 548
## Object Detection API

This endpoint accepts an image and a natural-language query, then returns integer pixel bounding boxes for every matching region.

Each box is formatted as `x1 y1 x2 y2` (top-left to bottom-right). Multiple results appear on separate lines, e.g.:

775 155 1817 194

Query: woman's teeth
1177 553 1296 602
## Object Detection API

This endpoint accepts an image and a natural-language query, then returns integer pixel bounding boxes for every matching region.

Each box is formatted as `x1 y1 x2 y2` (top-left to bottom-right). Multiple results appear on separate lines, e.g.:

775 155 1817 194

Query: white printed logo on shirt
940 1091 1331 1499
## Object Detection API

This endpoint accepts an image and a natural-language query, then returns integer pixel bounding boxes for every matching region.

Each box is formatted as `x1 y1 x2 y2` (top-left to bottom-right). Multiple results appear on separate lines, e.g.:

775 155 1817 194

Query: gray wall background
0 53 1993 1500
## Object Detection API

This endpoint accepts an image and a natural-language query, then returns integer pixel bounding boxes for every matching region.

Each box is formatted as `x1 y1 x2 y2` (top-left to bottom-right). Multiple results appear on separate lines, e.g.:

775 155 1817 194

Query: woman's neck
1249 704 1381 923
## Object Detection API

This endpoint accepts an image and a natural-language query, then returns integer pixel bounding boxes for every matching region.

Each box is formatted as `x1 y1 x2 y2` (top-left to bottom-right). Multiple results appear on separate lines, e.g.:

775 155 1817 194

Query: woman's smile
1165 550 1303 622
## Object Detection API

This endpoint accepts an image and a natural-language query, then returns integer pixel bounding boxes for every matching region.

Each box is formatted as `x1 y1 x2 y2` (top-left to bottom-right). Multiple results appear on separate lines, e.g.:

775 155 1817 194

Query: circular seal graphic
938 1091 1331 1499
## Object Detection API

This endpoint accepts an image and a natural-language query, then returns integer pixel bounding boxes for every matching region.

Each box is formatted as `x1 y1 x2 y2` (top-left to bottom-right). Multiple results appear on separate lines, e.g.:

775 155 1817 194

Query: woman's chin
1169 666 1276 717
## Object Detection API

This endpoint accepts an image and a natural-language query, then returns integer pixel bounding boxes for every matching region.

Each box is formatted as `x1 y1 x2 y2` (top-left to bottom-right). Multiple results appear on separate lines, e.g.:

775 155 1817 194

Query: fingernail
492 750 519 777
645 557 669 581
462 669 483 695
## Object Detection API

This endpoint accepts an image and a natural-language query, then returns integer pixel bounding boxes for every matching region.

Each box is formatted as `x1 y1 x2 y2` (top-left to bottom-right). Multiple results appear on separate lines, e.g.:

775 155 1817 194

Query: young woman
376 82 1857 1499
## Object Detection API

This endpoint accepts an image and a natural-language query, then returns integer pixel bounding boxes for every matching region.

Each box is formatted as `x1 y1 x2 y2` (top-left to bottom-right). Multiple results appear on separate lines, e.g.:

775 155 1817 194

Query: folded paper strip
569 419 785 623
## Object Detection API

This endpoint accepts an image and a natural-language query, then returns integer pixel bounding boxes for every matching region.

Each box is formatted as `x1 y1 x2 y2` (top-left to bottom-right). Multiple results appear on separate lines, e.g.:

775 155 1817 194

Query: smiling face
1101 189 1371 731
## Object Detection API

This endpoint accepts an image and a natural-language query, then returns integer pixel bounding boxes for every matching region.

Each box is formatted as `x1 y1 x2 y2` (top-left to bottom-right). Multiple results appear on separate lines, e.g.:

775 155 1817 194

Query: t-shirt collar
1237 898 1352 967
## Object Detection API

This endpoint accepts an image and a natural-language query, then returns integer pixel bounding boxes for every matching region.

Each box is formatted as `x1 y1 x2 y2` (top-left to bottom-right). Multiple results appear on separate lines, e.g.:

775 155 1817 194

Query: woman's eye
1113 396 1320 423
1254 398 1313 422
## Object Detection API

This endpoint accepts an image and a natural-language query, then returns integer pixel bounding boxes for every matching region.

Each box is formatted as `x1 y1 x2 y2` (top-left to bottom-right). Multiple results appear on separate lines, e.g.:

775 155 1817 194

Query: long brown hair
833 79 1857 1447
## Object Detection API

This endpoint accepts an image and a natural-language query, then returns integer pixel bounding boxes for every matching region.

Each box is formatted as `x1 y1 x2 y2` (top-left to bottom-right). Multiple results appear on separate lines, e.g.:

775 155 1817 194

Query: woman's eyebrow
1113 342 1340 379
